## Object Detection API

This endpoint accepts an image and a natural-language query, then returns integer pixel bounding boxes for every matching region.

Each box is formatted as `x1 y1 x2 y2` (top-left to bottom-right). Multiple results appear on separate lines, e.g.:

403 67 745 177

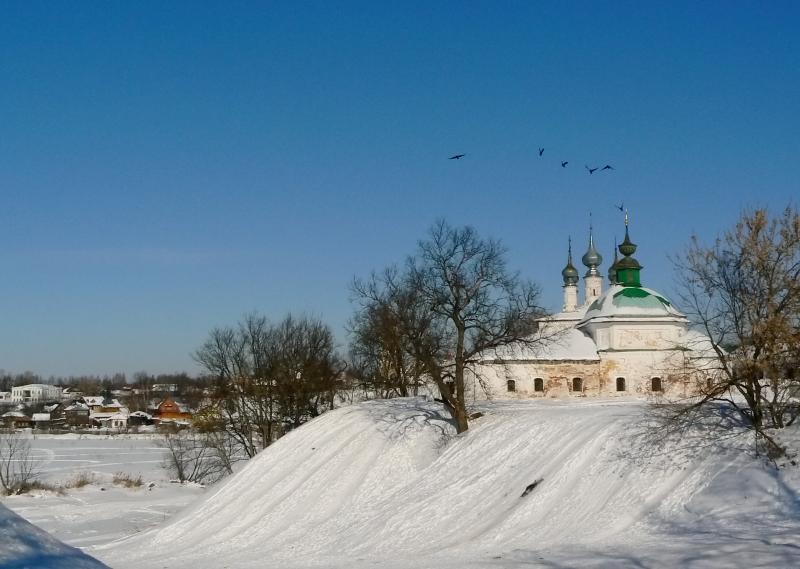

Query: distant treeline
0 371 207 394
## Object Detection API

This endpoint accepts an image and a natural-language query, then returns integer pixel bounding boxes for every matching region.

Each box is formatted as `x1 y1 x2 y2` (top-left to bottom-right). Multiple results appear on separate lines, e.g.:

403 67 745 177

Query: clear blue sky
1 2 798 377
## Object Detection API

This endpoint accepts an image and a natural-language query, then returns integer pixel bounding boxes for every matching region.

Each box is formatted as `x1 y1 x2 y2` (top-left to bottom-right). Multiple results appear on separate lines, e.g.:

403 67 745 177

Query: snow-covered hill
95 398 800 568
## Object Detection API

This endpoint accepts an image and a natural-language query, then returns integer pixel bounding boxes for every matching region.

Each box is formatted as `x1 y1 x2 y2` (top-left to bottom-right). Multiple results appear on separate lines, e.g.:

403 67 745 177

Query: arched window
507 379 516 392
616 377 626 391
572 377 583 392
534 378 544 392
651 377 662 392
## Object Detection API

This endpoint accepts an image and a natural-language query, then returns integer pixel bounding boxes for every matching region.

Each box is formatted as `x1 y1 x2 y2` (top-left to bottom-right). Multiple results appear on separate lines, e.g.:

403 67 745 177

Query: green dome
615 255 642 270
616 224 642 287
618 227 637 257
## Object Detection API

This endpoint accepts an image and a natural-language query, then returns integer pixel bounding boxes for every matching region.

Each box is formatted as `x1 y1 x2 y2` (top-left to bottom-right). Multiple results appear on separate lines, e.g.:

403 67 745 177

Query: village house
31 413 51 430
64 402 93 428
1 411 32 429
154 396 192 425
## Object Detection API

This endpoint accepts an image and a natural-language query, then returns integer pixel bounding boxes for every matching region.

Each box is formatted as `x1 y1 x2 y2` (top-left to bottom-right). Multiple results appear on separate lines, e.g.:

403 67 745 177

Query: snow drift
95 398 800 568
0 503 109 569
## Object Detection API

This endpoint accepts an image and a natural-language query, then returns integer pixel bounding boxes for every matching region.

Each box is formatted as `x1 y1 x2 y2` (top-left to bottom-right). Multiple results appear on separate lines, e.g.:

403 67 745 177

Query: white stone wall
472 347 702 400
563 284 579 312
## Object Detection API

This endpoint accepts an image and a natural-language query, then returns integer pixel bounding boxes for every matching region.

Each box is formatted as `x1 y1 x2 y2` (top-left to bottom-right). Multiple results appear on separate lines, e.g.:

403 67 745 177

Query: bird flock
449 148 614 175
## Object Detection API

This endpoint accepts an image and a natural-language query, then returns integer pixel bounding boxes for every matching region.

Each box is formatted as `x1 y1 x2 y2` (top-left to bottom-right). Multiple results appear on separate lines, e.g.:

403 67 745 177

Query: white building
11 384 63 403
475 218 716 399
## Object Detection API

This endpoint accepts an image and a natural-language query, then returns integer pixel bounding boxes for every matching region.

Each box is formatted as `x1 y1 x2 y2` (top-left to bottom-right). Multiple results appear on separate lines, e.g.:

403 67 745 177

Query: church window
616 377 626 391
651 377 662 392
534 378 544 392
572 377 583 392
506 379 516 392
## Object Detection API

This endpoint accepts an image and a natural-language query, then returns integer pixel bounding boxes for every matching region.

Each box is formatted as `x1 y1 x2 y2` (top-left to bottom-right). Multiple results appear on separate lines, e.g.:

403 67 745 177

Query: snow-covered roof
92 408 129 419
65 402 89 411
11 383 60 390
579 284 687 324
31 413 50 421
484 328 599 362
130 411 152 419
545 303 589 322
2 411 27 418
83 396 105 406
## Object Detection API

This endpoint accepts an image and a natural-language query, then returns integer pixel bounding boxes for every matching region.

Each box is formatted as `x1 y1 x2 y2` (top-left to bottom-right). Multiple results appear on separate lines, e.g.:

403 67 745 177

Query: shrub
15 479 64 495
68 471 95 488
113 472 143 488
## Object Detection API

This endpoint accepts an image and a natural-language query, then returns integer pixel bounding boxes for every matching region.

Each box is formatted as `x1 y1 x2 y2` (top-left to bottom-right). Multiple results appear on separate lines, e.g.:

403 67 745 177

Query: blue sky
1 2 798 377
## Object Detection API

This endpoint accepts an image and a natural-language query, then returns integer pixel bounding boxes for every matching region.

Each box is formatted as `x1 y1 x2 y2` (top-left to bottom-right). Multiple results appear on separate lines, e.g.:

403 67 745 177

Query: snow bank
95 398 800 568
0 503 109 569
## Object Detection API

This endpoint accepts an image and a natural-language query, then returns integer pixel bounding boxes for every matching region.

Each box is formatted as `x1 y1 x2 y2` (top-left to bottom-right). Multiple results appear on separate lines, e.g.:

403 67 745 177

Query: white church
475 217 715 399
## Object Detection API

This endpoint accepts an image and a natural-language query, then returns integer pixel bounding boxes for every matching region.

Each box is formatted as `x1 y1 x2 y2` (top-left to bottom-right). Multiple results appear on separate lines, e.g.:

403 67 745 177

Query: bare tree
268 315 346 431
160 430 233 484
349 277 426 398
194 314 275 457
353 220 546 433
194 313 346 456
672 206 800 456
0 430 39 495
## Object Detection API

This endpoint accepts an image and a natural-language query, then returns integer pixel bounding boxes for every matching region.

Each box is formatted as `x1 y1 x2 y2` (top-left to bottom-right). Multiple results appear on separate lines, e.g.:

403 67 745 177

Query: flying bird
602 164 614 171
538 148 544 156
449 154 465 160
585 165 599 175
615 202 624 212
561 161 568 168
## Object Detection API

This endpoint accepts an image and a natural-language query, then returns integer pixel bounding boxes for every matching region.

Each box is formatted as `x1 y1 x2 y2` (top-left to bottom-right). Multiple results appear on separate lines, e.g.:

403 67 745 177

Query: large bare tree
673 206 800 455
353 220 546 433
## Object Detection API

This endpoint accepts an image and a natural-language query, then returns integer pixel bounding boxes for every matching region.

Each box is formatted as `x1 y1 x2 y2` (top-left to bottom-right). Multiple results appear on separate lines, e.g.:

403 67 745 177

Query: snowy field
4 398 800 569
23 434 168 484
2 434 205 551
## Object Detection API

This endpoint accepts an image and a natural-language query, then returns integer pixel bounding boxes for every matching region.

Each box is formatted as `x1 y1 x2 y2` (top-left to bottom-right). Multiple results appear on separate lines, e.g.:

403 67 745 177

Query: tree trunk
454 323 469 434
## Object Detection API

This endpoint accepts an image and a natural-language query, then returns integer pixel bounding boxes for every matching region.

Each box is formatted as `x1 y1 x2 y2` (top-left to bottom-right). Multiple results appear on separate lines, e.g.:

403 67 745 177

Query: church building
473 217 715 399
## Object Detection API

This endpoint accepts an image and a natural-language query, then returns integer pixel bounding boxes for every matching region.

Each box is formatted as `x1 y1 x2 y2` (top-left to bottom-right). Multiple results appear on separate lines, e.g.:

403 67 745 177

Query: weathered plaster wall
472 347 701 400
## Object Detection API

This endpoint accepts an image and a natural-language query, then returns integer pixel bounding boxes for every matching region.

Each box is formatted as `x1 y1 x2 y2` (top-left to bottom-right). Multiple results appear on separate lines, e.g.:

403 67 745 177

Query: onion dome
618 225 637 257
616 219 643 287
562 238 579 285
581 226 603 275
